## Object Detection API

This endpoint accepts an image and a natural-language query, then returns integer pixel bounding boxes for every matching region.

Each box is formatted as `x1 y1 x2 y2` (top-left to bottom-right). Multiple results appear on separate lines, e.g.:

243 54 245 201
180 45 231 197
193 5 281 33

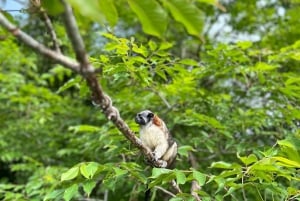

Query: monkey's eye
147 113 154 118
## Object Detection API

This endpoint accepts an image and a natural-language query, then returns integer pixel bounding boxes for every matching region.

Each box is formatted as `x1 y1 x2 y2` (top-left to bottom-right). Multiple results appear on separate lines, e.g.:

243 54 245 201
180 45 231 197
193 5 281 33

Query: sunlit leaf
272 157 300 168
67 0 105 24
192 170 206 186
128 0 168 38
175 170 186 184
162 0 204 37
61 167 79 181
80 162 99 179
237 153 258 166
211 161 235 169
98 0 118 26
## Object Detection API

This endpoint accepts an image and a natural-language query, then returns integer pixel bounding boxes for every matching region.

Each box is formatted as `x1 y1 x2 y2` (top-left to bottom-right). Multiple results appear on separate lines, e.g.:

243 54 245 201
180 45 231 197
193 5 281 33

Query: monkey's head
135 110 154 126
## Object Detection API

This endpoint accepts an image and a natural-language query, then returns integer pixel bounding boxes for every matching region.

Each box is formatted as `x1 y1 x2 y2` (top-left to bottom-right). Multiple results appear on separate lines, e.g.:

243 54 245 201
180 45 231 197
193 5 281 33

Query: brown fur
152 115 162 128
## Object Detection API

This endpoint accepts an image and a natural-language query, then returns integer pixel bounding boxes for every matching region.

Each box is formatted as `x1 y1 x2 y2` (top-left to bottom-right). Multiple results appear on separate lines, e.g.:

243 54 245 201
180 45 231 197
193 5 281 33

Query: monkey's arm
153 141 169 160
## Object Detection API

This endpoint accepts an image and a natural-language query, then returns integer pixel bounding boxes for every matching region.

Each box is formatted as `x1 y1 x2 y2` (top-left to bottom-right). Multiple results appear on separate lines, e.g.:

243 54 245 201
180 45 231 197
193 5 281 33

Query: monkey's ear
147 113 154 118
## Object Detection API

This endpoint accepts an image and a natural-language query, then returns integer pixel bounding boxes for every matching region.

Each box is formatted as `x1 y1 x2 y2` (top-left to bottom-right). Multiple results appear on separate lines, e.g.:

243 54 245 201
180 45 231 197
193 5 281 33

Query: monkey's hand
157 160 168 168
152 152 168 168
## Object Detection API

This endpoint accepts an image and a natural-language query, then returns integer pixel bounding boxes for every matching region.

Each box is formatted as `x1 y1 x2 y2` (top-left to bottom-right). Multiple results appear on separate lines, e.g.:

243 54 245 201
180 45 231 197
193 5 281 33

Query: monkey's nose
135 116 140 124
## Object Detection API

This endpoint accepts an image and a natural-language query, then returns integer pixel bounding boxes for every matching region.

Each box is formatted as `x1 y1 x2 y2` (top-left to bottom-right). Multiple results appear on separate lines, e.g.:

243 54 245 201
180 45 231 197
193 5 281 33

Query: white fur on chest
140 124 166 150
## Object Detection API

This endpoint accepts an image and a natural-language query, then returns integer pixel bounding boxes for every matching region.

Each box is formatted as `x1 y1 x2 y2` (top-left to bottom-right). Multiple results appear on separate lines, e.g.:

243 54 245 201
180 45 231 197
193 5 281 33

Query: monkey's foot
157 160 168 168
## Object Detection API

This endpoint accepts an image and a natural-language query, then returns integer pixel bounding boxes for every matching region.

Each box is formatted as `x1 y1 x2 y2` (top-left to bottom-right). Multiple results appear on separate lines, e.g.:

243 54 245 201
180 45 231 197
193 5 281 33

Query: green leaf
151 167 172 178
148 40 158 51
82 180 97 197
197 0 216 4
272 157 300 168
67 0 105 24
179 59 199 66
128 0 168 38
80 162 99 179
162 0 204 37
211 161 234 169
192 170 206 186
63 184 78 201
237 41 253 50
42 0 64 15
99 0 118 26
223 186 236 197
69 125 101 133
252 62 278 71
113 167 128 177
159 42 173 50
278 139 300 162
178 145 195 157
56 77 81 94
237 153 258 166
44 189 64 201
175 170 186 184
61 167 79 181
285 77 300 85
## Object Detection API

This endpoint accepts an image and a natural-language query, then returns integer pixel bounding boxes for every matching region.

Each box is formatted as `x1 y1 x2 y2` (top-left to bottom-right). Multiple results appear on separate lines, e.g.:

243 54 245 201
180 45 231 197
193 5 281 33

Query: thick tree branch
0 5 165 168
61 0 89 67
0 12 79 72
59 0 164 165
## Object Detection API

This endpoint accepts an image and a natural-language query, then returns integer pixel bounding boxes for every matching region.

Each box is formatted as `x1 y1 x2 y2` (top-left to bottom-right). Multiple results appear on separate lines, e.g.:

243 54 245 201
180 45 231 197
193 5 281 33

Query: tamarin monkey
135 110 178 201
135 110 178 168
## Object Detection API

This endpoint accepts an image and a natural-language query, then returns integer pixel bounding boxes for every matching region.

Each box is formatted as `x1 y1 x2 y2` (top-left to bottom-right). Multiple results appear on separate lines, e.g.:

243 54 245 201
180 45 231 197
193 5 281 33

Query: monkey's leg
153 143 168 160
162 142 177 166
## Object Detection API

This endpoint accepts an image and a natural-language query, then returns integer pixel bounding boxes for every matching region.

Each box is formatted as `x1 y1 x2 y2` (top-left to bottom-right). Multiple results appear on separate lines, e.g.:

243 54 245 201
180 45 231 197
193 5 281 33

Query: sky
0 0 24 13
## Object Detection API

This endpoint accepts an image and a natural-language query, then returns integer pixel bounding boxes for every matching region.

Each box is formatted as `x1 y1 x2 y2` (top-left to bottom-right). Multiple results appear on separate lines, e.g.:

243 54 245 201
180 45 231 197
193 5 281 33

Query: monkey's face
135 110 154 126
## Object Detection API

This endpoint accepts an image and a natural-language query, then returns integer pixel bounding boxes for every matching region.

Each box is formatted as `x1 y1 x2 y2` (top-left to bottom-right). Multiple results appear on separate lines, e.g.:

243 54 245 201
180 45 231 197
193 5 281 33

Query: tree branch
154 186 176 198
0 4 165 168
0 11 79 72
61 0 89 67
41 10 61 53
189 152 202 201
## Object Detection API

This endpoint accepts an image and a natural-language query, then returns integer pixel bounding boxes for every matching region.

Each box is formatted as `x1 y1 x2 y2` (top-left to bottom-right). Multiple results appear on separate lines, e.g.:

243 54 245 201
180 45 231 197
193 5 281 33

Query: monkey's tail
144 183 151 201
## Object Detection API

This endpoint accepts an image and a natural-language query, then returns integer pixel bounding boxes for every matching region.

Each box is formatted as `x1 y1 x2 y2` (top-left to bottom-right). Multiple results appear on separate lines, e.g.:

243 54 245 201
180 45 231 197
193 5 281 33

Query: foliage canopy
0 0 299 201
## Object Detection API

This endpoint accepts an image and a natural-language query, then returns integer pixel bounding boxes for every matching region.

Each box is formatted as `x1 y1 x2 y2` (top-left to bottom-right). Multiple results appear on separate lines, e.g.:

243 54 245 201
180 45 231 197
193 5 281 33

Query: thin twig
154 186 176 197
147 88 171 109
189 152 202 201
1 10 23 12
103 190 108 201
241 173 248 201
78 198 103 201
41 10 61 53
171 180 182 194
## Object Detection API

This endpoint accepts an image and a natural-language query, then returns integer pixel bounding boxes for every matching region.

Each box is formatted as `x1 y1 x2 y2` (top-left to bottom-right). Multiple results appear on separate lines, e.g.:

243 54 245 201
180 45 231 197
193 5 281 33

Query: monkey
135 110 178 201
135 110 177 168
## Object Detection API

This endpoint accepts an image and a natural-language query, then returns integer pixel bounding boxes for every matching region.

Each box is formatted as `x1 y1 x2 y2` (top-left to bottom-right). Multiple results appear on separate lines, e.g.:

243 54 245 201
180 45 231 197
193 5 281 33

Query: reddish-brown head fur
153 115 162 127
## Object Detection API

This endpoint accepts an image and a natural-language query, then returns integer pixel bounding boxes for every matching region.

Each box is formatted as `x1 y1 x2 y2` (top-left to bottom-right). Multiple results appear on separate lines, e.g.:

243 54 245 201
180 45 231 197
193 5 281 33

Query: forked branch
0 5 164 168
